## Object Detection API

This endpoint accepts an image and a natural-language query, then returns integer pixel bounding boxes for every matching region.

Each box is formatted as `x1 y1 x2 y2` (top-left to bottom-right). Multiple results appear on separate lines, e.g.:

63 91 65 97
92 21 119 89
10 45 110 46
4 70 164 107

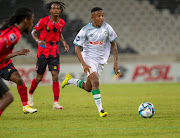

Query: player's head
91 7 104 27
46 1 65 17
0 8 34 34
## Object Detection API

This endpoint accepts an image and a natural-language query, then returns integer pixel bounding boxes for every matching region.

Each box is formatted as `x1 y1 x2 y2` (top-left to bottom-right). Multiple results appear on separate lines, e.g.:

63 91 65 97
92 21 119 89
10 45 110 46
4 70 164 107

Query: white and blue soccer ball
138 102 155 118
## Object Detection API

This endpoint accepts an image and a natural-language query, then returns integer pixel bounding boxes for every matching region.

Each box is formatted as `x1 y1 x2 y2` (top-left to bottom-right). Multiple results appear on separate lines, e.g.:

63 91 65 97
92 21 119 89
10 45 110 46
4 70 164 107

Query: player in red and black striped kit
0 8 37 117
28 1 69 109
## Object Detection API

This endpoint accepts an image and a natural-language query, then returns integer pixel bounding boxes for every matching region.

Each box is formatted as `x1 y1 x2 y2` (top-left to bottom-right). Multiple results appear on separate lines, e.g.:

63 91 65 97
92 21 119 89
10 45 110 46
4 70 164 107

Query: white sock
68 78 79 85
68 79 85 88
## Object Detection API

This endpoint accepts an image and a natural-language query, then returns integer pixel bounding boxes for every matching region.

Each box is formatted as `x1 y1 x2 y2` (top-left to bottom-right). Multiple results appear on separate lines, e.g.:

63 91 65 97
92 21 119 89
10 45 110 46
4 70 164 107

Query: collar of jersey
90 22 103 29
49 16 59 23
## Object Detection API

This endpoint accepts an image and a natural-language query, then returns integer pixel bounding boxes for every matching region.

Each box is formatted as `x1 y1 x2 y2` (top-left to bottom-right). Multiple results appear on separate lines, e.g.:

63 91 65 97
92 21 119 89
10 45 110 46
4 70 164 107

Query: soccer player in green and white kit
61 7 120 117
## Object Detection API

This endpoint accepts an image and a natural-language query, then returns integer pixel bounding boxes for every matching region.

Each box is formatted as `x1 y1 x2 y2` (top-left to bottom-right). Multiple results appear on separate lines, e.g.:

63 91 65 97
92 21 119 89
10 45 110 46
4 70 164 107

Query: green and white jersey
73 22 117 64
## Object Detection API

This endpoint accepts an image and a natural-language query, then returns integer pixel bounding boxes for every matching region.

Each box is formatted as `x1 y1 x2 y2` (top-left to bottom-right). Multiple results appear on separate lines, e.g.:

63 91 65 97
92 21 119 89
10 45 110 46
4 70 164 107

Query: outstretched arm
75 46 91 75
2 49 30 61
59 33 69 52
111 41 120 75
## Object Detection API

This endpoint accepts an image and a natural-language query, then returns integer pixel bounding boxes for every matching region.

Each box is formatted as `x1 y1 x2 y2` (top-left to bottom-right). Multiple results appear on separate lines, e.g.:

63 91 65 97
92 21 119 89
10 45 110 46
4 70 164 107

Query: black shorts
0 63 17 81
0 77 9 98
36 54 60 75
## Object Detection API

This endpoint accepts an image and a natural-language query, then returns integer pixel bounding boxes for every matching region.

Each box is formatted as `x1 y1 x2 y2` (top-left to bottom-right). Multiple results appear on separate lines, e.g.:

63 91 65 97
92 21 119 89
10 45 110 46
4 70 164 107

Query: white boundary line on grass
0 127 179 131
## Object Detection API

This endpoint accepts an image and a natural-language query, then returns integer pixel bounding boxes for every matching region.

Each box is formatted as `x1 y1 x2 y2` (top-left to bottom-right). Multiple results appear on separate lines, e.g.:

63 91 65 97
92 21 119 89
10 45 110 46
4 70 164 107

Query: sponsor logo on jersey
76 36 80 41
9 33 17 43
104 31 108 37
89 41 104 45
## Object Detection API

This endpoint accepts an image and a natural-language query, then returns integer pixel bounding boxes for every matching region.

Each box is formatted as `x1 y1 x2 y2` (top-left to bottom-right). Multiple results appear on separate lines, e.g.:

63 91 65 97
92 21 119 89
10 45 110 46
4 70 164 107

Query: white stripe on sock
93 94 101 99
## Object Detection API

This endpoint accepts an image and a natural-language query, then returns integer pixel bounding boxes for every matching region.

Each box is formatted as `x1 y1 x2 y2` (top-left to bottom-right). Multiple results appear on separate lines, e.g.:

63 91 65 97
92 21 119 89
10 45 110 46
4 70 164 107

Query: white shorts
83 58 104 77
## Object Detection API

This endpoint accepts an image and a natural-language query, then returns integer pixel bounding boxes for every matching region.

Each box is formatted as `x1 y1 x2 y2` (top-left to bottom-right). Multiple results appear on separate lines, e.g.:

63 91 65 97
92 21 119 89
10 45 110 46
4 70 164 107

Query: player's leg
28 73 43 106
9 70 37 114
0 77 14 117
29 73 43 95
51 71 63 109
61 73 91 91
88 72 107 117
61 58 96 92
1 63 27 107
2 63 37 114
28 55 47 106
61 74 84 88
49 54 63 110
61 58 94 91
82 77 92 92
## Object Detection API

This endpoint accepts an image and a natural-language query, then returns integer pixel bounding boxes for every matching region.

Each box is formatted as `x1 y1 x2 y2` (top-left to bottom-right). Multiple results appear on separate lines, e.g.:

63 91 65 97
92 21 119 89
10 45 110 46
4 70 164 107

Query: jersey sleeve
108 24 118 42
4 31 20 47
33 18 45 31
0 30 20 62
73 29 86 47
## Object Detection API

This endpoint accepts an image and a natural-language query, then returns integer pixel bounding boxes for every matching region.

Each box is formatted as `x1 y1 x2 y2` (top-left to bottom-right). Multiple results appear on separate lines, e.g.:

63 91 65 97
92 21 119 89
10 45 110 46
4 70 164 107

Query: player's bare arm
31 29 46 46
59 33 69 52
2 49 30 61
111 41 120 75
75 46 91 75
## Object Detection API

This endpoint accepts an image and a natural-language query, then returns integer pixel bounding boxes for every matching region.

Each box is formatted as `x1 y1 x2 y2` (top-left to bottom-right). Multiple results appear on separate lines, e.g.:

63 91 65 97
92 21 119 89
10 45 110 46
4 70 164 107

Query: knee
52 74 59 82
15 77 24 85
36 76 43 83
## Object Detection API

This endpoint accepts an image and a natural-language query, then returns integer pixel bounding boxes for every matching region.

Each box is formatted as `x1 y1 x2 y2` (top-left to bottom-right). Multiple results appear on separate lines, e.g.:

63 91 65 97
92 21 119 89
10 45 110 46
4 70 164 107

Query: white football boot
23 105 37 114
53 102 63 110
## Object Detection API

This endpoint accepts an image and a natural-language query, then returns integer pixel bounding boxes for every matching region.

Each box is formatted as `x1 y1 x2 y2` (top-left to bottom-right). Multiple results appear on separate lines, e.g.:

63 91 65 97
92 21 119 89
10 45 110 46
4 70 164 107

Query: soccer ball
138 102 155 118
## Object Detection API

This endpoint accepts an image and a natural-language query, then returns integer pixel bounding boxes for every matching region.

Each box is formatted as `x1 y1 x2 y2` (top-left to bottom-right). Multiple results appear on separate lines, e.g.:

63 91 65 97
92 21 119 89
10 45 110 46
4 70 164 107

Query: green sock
92 89 103 113
76 80 84 88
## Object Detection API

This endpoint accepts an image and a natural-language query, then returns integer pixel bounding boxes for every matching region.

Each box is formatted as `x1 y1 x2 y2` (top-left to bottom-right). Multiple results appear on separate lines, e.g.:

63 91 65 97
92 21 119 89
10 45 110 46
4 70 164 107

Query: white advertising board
3 63 180 85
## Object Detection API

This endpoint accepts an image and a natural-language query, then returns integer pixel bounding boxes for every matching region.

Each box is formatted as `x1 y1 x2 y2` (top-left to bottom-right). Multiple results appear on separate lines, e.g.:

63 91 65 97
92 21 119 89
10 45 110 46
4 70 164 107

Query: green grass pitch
0 83 180 137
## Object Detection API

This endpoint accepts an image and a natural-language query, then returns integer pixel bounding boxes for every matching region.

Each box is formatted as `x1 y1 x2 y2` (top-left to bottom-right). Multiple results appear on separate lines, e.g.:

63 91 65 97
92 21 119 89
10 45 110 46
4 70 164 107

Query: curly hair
46 1 65 13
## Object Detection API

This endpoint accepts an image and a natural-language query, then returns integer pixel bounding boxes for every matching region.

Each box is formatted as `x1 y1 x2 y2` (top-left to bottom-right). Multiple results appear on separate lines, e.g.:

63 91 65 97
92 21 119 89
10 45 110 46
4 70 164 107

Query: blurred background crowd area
0 0 180 63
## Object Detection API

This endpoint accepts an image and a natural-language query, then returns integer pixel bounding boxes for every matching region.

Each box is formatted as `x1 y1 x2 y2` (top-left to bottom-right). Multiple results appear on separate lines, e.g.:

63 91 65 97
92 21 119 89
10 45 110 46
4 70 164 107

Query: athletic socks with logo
92 89 103 113
68 78 84 88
